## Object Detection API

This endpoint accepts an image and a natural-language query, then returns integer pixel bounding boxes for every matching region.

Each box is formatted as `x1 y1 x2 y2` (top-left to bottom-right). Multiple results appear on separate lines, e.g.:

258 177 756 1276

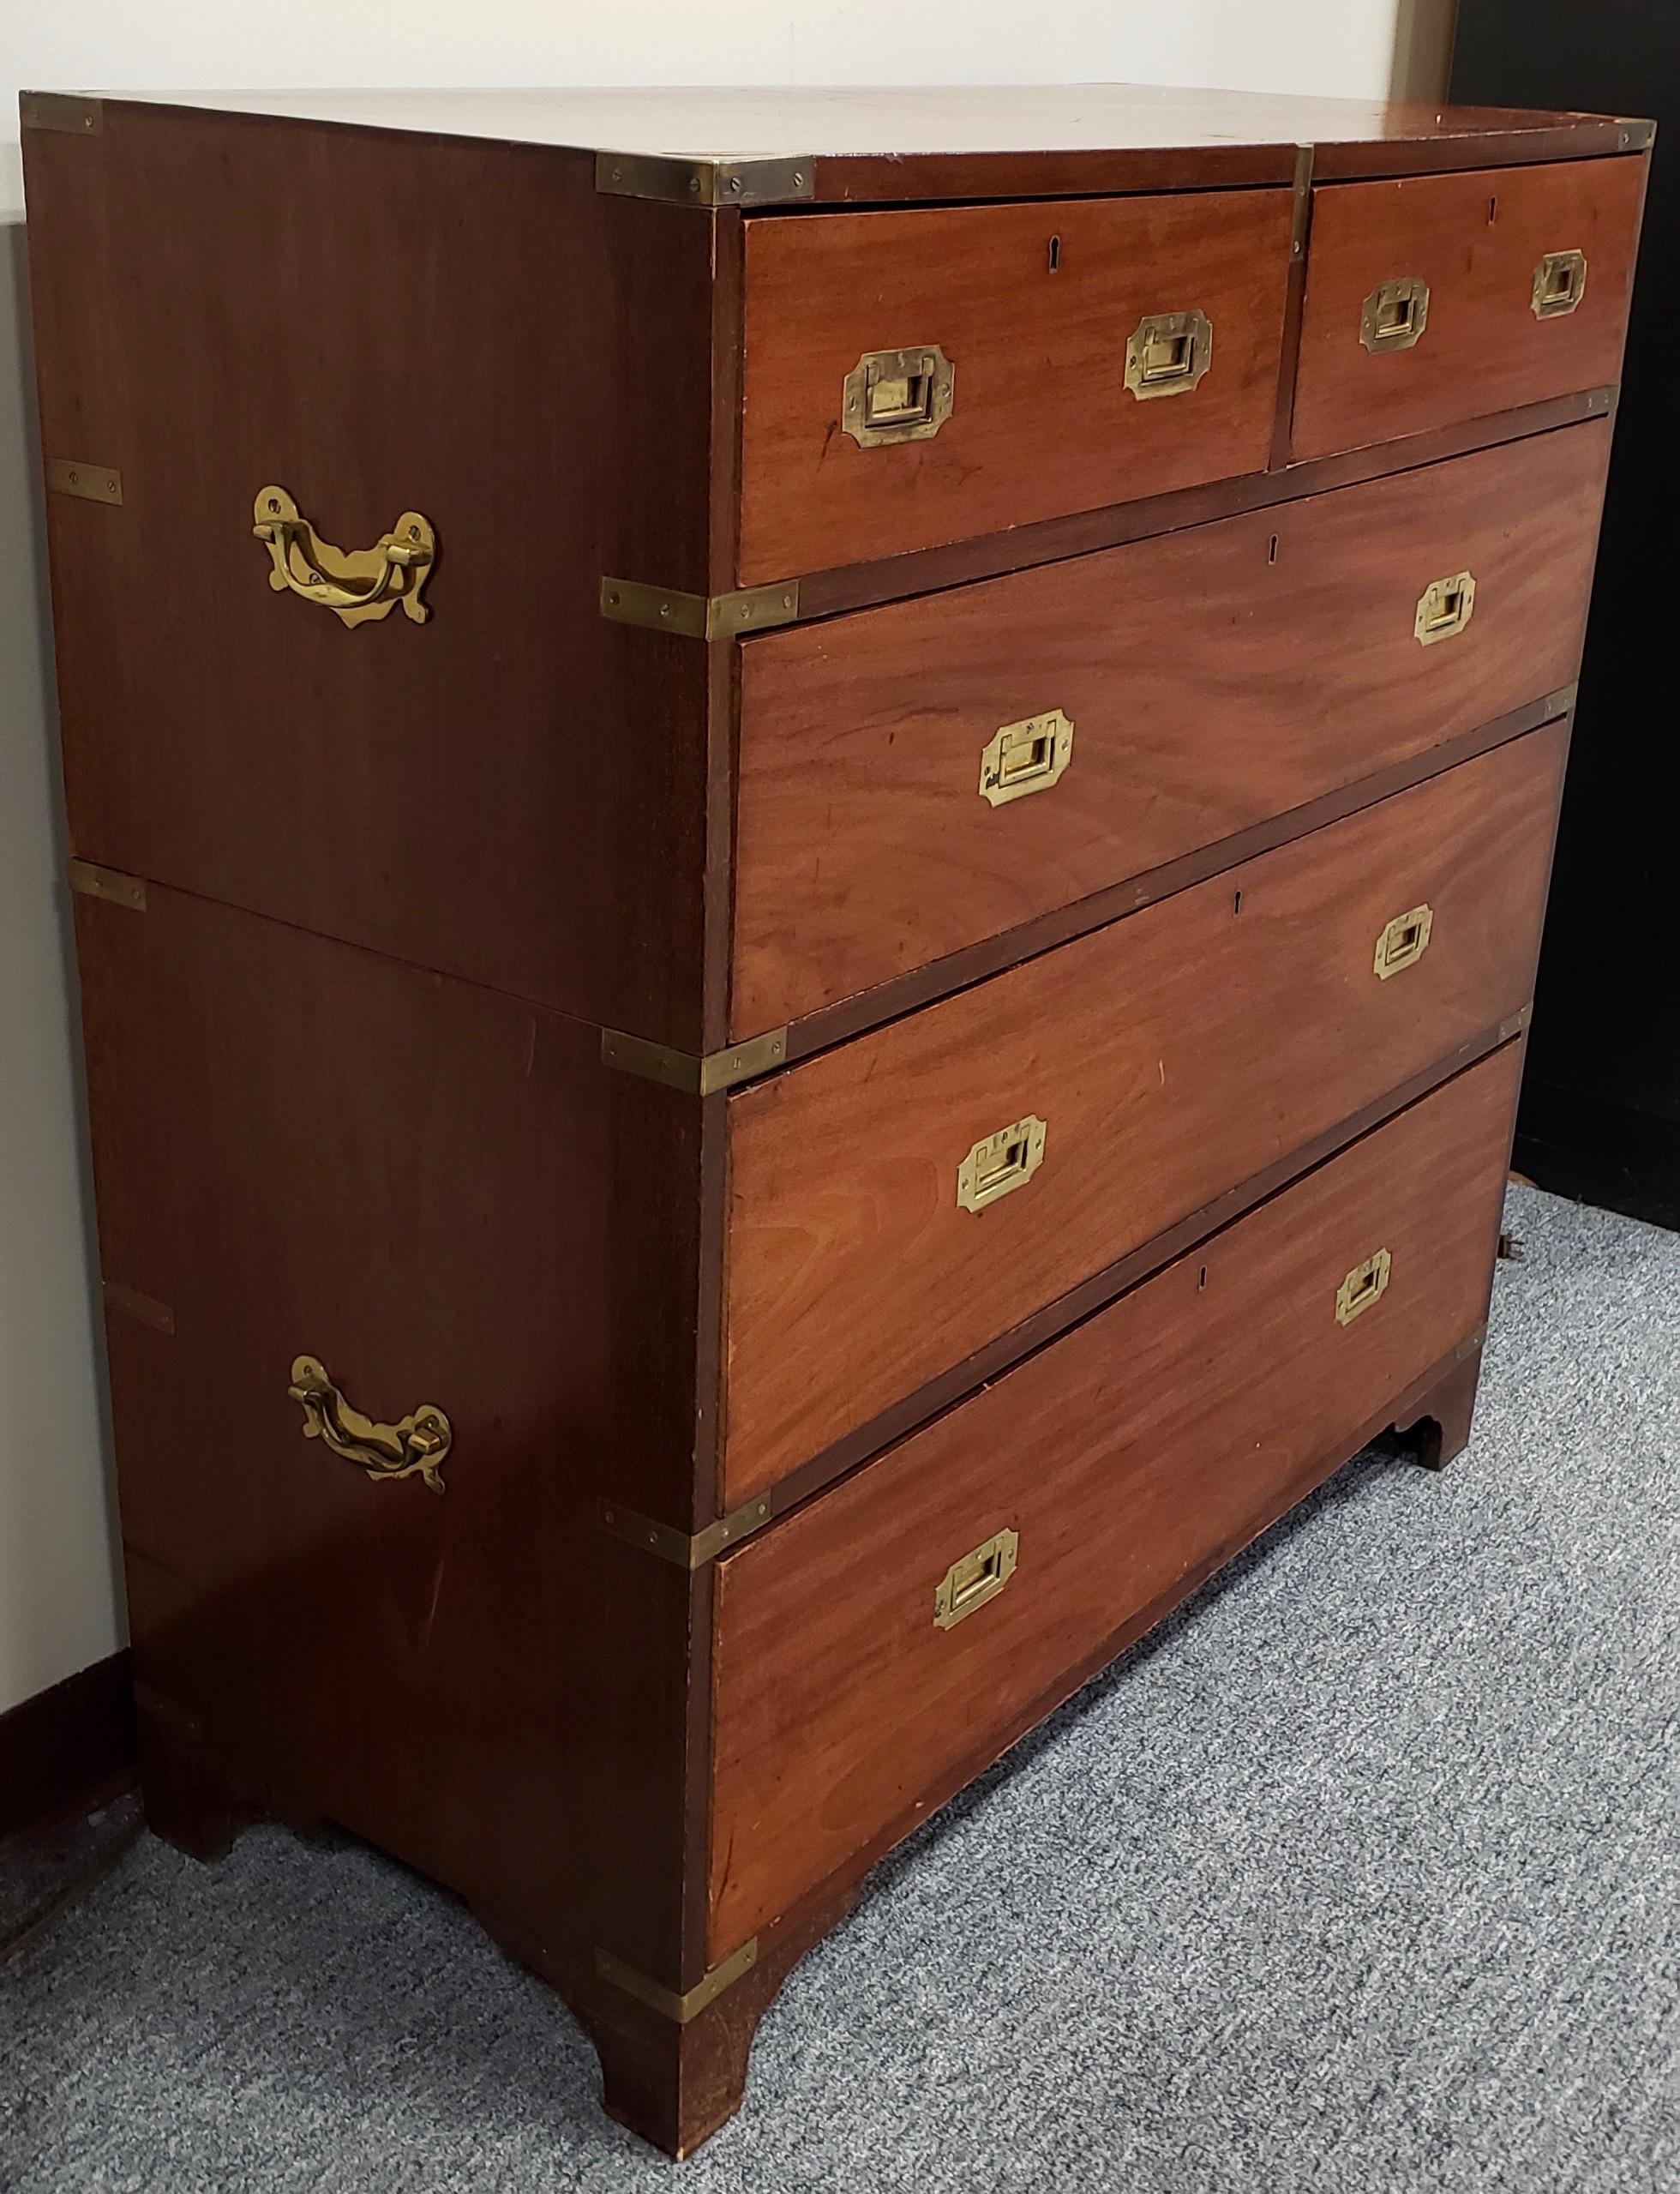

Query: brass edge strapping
69 860 147 911
595 150 814 207
600 575 800 640
20 93 104 135
595 1938 759 2023
600 1025 789 1096
598 1494 775 1569
47 459 123 505
1289 142 1314 259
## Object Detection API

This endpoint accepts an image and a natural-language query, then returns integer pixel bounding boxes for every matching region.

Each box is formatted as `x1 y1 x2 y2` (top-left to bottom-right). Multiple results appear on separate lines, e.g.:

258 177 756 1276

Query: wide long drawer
707 1039 1522 1957
730 424 1607 1036
720 722 1564 1503
737 187 1294 582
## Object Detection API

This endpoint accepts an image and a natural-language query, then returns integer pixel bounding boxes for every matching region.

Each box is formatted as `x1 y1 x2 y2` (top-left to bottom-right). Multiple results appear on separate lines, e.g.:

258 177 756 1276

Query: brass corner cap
595 149 813 207
21 92 104 135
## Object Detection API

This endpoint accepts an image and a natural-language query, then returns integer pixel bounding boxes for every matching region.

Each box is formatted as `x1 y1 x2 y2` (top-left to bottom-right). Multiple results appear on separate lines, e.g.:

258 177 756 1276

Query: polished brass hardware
288 1356 453 1494
102 1281 175 1335
600 575 800 640
934 1528 1019 1631
978 709 1075 808
1361 277 1431 353
1532 249 1587 319
69 860 147 912
957 1115 1047 1213
1374 903 1434 980
842 346 955 448
595 150 813 207
601 1025 789 1096
596 1938 759 2024
253 488 435 629
1125 310 1213 399
47 459 123 506
1414 569 1476 646
1288 143 1314 261
20 93 103 135
598 1492 775 1570
1335 1248 1392 1327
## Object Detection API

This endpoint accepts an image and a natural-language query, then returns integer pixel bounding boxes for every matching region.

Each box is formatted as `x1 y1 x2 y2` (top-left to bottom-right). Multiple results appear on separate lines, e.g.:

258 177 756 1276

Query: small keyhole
1487 194 1498 225
1047 234 1061 273
1198 1265 1209 1291
1268 533 1279 566
1233 889 1244 915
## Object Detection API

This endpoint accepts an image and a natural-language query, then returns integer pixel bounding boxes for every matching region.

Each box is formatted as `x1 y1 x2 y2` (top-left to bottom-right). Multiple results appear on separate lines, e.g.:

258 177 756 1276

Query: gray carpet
3 1182 1676 2191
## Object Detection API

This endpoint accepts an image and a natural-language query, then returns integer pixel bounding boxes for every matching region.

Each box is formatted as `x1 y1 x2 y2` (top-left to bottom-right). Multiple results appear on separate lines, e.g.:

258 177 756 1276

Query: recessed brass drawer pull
288 1355 453 1493
957 1114 1047 1213
253 486 436 629
1374 902 1433 980
841 346 955 448
978 709 1075 807
1125 310 1213 399
933 1527 1019 1630
1533 249 1587 319
1414 569 1476 646
1361 276 1431 354
1335 1248 1392 1327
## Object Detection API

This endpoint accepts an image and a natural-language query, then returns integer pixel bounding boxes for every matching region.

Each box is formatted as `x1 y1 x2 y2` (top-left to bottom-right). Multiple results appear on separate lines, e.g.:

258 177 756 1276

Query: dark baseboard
1514 1080 1680 1234
0 1650 137 1844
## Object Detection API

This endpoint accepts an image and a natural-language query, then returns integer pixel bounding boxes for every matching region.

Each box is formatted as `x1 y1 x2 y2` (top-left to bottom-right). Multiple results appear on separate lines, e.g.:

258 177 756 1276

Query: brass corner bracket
69 860 147 912
601 1025 789 1096
21 93 103 135
600 575 800 641
598 1492 775 1570
595 150 813 207
595 1938 759 2024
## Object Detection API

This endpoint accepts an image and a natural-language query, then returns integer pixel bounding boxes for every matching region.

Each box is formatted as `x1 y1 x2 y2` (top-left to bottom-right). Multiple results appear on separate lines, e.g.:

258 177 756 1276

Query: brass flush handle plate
1415 570 1476 646
253 487 435 628
1335 1248 1392 1327
288 1355 453 1493
842 346 955 448
1125 310 1213 399
1533 249 1587 319
979 709 1075 807
934 1527 1019 1630
1361 277 1431 353
1374 903 1433 980
957 1115 1047 1213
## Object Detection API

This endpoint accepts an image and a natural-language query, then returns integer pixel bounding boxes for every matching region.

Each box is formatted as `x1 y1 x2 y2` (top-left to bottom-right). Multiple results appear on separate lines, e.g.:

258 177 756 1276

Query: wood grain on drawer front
736 189 1294 584
709 1042 1522 1956
730 422 1608 1037
1292 157 1642 461
720 723 1563 1504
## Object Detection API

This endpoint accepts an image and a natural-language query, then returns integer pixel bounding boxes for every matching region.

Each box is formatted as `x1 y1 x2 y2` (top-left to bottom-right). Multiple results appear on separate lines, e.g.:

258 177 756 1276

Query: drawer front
1292 158 1642 460
721 722 1563 1503
709 1041 1522 1956
731 423 1607 1036
737 189 1294 583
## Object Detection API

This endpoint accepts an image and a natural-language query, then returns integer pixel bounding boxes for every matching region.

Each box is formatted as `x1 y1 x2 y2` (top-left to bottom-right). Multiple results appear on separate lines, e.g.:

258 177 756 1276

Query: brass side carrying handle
934 1527 1019 1630
1335 1248 1392 1327
253 487 435 628
1361 277 1430 354
979 710 1075 807
288 1355 453 1493
1125 310 1213 399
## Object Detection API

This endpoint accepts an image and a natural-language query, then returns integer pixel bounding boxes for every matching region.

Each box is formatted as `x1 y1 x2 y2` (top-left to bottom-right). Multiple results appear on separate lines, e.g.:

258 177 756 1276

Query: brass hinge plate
596 1937 759 2023
69 860 147 911
595 150 813 207
47 459 123 506
598 1492 775 1570
21 93 104 135
600 575 800 641
601 1025 789 1096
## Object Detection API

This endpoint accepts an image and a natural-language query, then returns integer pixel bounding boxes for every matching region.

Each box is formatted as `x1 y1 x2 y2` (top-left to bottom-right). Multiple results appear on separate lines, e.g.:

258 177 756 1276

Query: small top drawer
1292 157 1643 460
737 188 1295 583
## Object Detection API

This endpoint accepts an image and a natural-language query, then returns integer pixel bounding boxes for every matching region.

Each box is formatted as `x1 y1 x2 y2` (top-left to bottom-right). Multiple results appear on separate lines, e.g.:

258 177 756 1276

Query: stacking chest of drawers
21 84 1649 2156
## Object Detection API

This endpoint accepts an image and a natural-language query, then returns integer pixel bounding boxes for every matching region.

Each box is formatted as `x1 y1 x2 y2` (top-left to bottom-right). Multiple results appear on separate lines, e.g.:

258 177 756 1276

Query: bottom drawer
706 1042 1521 1955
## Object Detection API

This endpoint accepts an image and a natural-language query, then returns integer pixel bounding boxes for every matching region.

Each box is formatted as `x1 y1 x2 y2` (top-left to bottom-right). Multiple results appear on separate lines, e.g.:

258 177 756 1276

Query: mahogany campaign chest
21 83 1650 2157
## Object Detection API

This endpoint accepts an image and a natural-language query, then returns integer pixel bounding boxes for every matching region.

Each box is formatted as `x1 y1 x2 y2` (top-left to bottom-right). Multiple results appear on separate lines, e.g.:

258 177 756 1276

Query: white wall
0 0 1455 1718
